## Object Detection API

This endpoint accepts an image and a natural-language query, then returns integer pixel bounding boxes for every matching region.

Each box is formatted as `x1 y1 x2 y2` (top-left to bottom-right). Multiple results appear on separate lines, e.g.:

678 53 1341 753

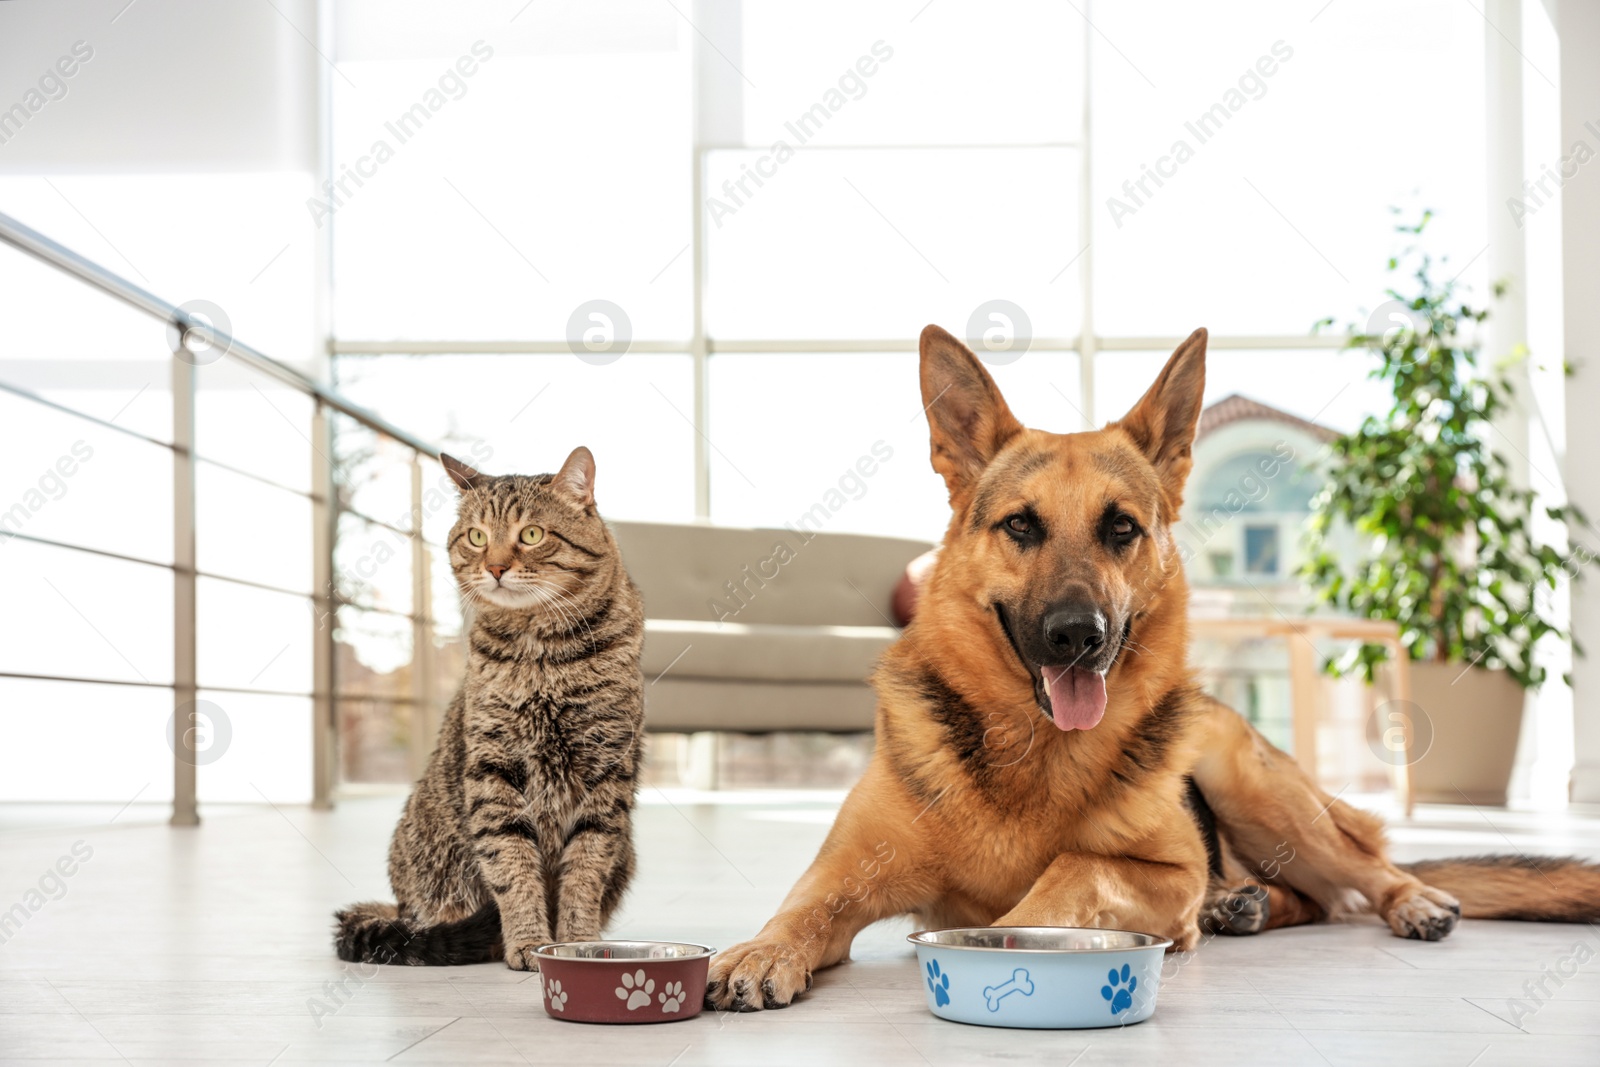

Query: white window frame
325 0 1462 524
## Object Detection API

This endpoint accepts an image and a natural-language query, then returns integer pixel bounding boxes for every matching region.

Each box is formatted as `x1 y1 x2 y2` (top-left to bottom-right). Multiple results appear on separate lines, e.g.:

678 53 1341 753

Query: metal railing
0 209 445 825
0 212 438 457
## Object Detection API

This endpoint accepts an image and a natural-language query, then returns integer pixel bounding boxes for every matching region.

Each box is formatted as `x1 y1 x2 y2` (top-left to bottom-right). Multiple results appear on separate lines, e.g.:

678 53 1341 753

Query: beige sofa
608 521 934 733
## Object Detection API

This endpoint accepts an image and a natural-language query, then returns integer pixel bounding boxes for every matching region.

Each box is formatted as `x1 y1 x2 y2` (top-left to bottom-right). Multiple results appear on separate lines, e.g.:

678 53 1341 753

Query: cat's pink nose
487 564 509 580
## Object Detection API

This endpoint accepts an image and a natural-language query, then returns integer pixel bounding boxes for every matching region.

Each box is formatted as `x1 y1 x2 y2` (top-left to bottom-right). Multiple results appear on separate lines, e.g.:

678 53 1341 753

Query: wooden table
1190 616 1414 816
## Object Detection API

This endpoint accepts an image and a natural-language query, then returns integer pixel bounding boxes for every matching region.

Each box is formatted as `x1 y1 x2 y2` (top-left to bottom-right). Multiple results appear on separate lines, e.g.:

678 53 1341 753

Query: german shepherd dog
705 325 1600 1012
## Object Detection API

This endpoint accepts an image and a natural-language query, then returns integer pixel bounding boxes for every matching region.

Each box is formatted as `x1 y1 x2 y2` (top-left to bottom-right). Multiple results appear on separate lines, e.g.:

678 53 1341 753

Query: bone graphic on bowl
982 967 1035 1012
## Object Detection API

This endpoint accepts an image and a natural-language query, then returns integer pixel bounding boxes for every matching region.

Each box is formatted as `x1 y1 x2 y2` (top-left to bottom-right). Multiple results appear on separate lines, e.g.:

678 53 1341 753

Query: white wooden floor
2 792 1598 1066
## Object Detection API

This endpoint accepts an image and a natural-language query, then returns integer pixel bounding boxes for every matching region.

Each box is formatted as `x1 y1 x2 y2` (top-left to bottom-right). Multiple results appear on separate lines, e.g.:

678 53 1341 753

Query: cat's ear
553 446 596 506
441 453 487 492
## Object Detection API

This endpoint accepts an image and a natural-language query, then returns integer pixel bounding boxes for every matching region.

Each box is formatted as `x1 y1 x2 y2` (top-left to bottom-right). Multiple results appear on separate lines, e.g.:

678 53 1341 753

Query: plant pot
1404 662 1526 806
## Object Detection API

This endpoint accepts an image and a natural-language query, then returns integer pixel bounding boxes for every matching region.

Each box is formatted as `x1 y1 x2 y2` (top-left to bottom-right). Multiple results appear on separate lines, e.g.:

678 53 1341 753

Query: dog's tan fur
706 325 1600 1012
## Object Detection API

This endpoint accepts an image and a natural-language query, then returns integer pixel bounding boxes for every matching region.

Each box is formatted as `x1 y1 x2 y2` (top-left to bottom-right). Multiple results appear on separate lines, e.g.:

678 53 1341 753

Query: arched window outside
1196 451 1319 516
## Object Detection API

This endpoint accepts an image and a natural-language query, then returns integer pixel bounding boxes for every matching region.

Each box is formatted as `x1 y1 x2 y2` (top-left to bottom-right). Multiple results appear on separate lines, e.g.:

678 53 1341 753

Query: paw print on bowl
1101 963 1137 1015
925 958 951 1007
615 969 655 1011
658 980 686 1013
545 979 568 1013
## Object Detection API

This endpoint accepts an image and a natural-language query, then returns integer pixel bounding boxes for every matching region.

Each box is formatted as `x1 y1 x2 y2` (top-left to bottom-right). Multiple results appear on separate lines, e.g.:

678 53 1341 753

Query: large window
330 0 1489 543
318 0 1497 785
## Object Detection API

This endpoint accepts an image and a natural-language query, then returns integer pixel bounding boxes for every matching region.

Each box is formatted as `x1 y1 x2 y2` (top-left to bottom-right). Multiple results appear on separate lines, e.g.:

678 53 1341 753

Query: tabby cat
335 446 646 969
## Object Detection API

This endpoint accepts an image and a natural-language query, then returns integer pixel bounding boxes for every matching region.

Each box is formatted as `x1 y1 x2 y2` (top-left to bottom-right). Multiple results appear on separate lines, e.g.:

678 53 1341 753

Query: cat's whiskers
525 583 576 633
461 582 505 619
526 579 597 646
462 569 589 642
542 583 602 647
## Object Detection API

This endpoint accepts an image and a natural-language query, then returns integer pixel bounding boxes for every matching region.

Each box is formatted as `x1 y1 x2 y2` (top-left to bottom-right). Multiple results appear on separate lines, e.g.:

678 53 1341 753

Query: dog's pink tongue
1041 666 1108 731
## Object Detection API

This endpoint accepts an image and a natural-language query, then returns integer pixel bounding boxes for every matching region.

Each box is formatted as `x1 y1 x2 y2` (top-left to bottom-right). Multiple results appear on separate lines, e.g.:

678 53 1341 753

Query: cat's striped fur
335 447 645 969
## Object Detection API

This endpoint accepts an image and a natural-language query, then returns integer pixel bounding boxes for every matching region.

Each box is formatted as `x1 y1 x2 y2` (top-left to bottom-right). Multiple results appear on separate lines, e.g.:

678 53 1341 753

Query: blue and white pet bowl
907 927 1171 1029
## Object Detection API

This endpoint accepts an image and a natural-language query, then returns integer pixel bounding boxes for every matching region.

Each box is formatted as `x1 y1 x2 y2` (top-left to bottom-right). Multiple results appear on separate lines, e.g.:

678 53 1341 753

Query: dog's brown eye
1007 516 1031 535
1113 517 1134 536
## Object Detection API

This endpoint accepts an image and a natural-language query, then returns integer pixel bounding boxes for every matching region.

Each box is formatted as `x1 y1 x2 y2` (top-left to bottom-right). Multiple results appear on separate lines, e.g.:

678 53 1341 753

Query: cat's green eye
519 525 545 546
467 528 487 548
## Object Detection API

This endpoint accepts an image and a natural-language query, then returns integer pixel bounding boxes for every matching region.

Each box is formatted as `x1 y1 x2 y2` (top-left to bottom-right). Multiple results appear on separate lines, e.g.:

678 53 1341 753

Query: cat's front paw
555 920 602 944
505 941 544 971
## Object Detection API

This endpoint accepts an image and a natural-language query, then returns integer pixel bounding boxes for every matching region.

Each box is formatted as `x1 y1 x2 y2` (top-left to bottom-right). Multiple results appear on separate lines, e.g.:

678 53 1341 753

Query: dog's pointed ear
919 324 1024 507
441 452 487 492
1111 327 1208 508
552 446 596 507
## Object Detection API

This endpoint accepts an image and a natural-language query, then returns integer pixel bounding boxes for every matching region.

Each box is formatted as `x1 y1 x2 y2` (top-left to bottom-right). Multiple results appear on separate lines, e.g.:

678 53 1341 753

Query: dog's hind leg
1202 840 1329 936
1190 696 1460 941
1261 883 1325 930
1201 880 1324 935
1200 882 1270 935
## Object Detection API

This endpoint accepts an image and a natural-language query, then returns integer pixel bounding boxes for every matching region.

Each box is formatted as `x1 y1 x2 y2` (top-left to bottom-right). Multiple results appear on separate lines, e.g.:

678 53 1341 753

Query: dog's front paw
1383 884 1460 941
505 941 544 971
991 900 1069 928
705 938 812 1012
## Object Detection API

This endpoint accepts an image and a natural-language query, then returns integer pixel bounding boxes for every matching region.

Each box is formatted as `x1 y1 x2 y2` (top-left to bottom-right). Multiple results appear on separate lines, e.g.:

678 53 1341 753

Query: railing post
170 350 199 826
311 403 338 809
410 454 436 777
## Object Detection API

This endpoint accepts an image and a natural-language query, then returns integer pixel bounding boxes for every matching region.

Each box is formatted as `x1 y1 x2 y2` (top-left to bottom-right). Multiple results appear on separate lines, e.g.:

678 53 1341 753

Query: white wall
0 0 317 173
1558 0 1600 803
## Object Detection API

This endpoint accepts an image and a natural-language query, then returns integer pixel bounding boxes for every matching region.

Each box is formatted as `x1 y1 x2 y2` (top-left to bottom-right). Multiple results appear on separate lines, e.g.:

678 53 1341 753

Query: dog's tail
1400 855 1600 922
334 901 502 965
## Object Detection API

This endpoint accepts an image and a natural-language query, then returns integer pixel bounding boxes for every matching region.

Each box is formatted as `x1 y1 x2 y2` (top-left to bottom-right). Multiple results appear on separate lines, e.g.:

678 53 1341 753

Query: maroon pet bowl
534 941 715 1024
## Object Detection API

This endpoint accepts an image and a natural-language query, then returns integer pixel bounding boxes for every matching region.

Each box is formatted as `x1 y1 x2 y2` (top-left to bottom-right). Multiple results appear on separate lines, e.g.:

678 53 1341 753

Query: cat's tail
1400 855 1600 922
334 901 503 965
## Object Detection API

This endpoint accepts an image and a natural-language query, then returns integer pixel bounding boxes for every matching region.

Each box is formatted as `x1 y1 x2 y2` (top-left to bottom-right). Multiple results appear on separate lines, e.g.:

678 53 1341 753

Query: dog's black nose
1043 607 1107 658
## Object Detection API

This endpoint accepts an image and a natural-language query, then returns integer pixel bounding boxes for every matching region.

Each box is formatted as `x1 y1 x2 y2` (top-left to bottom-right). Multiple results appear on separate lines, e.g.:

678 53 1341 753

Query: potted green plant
1304 210 1590 805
